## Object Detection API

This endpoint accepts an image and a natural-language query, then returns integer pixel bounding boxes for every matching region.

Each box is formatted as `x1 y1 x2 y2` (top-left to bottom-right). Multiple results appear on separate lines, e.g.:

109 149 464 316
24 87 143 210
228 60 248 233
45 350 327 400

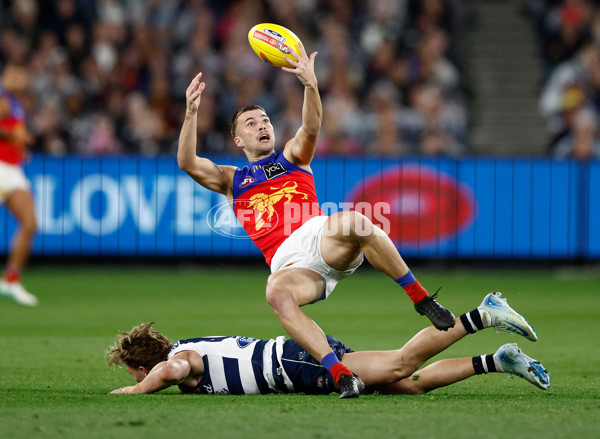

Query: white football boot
478 292 538 341
0 280 38 306
494 343 550 390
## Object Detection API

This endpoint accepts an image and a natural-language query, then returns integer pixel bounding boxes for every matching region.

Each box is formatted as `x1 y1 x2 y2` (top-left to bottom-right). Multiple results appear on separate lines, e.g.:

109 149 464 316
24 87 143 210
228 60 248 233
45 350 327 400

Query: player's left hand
110 386 137 394
282 42 318 89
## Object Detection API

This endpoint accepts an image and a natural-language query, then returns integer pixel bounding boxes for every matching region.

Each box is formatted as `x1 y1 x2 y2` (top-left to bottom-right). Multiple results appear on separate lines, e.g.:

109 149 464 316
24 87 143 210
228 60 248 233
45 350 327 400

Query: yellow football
248 23 302 68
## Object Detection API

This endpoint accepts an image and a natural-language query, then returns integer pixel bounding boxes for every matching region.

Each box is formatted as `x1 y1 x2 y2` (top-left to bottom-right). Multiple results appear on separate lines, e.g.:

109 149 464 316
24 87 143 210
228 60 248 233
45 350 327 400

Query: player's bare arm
178 72 236 198
0 96 10 119
110 355 195 394
281 43 321 168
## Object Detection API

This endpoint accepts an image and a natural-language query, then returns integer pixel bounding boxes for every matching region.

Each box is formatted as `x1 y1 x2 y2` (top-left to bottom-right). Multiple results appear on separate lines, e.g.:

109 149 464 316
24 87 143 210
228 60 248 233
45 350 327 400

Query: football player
108 293 549 396
177 43 454 397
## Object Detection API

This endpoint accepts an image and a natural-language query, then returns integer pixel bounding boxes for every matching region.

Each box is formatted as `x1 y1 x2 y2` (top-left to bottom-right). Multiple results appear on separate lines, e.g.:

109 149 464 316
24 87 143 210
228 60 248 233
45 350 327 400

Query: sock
472 354 503 374
320 352 352 382
460 309 487 334
395 270 429 304
3 266 21 283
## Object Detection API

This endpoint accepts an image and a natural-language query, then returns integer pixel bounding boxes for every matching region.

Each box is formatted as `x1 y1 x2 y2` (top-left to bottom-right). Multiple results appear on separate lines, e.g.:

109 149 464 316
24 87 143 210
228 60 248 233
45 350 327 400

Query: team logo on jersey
215 388 231 395
239 176 255 188
203 384 213 394
263 162 287 180
236 336 258 348
248 181 308 230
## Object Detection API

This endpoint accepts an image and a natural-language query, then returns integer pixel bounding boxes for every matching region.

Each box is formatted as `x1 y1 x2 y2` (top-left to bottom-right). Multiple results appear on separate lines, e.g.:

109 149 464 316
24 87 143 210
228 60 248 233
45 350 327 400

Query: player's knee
265 275 292 311
346 211 374 239
391 351 419 380
20 217 37 236
401 378 426 395
329 211 373 239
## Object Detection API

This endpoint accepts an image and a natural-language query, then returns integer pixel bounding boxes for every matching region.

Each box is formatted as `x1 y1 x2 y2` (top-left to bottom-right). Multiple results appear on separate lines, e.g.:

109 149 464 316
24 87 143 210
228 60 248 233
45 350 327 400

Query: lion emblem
247 181 308 230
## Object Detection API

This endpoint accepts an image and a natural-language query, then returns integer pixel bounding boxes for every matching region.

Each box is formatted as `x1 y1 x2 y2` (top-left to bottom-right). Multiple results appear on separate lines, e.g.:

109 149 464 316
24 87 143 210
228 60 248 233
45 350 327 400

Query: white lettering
33 176 74 234
175 177 212 235
70 174 126 235
122 176 173 234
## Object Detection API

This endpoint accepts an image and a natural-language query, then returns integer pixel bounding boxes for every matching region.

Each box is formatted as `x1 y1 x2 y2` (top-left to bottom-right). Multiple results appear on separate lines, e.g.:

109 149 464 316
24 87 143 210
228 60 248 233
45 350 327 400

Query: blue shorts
277 335 354 395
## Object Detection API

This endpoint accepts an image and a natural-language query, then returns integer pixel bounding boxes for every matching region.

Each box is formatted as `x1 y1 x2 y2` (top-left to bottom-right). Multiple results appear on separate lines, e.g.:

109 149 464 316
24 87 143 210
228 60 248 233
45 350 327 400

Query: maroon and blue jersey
232 151 323 265
0 86 27 165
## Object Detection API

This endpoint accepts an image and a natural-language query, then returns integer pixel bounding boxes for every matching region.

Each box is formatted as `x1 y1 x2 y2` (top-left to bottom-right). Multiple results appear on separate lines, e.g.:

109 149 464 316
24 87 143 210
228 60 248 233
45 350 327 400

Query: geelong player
108 293 549 396
0 64 38 306
177 44 455 397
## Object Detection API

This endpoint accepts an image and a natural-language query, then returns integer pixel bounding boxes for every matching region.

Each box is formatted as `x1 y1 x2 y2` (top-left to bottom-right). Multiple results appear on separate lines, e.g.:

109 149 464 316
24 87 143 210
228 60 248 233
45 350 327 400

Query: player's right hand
186 72 206 116
110 386 137 394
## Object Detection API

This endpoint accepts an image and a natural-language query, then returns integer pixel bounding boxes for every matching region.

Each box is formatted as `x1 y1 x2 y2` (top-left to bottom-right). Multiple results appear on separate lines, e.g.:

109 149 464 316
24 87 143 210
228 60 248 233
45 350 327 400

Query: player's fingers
281 66 298 74
286 46 301 63
282 55 298 66
299 41 308 58
186 80 197 95
309 52 318 64
186 72 203 93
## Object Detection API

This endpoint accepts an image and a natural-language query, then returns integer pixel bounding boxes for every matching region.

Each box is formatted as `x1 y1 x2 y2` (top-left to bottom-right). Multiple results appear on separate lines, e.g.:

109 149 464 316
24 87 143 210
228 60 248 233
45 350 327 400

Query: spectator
0 0 470 157
539 42 600 157
401 82 466 156
552 82 600 158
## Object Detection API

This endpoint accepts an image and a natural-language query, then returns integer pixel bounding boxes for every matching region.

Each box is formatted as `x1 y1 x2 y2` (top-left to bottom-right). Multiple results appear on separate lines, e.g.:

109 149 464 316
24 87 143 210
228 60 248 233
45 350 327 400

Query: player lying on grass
179 42 455 397
107 292 549 396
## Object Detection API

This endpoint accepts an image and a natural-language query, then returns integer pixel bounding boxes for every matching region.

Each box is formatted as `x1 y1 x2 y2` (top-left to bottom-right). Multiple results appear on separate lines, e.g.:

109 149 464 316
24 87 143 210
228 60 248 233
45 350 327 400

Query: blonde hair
106 322 173 370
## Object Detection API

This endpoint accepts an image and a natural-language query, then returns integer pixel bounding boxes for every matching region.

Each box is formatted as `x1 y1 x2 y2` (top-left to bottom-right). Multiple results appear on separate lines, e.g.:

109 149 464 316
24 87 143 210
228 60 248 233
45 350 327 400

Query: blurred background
1 0 599 265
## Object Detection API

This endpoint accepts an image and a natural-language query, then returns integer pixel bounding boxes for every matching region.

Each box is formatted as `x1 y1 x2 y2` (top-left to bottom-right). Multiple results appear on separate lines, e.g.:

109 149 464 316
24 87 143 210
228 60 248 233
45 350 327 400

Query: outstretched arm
110 358 191 394
178 72 236 197
282 43 322 167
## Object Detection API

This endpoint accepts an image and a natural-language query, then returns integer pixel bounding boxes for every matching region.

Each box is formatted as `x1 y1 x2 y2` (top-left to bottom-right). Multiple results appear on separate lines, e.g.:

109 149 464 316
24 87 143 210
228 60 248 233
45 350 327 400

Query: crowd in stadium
0 0 469 158
529 0 600 159
2 0 600 159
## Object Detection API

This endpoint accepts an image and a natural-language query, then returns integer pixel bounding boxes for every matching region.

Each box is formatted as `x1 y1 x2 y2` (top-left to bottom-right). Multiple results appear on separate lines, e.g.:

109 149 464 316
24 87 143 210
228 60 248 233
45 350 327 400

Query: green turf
1 265 599 439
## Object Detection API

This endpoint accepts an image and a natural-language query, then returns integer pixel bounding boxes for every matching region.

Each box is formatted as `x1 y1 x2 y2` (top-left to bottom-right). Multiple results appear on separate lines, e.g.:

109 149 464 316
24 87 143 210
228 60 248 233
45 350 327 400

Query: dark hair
106 322 173 370
229 104 267 137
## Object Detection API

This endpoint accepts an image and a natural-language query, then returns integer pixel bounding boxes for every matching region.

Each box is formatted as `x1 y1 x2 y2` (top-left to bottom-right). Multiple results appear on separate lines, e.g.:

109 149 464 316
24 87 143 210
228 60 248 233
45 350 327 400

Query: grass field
1 264 599 439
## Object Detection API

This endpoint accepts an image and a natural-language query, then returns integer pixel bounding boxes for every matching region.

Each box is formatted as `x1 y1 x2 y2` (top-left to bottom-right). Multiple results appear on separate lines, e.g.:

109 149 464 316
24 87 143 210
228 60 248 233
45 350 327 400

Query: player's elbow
177 155 193 173
304 127 320 141
158 360 189 384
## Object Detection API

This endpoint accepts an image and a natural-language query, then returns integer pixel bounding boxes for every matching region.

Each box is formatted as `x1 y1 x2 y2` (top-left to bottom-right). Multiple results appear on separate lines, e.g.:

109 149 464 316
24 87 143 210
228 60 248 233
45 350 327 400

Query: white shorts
270 215 364 301
0 161 30 203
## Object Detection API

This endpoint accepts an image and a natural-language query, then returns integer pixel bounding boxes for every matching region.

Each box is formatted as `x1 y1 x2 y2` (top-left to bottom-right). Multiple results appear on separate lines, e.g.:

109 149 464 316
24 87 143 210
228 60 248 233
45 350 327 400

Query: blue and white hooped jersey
168 335 294 395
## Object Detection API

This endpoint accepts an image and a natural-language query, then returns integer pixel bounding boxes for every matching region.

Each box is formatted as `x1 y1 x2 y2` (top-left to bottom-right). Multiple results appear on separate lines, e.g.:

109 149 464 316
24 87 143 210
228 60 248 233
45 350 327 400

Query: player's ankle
321 352 353 382
330 363 353 382
460 309 490 333
3 266 21 283
395 270 429 304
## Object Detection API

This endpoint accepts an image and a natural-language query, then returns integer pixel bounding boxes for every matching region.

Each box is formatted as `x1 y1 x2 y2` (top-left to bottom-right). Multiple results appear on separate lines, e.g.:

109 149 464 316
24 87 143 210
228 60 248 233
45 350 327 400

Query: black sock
472 354 498 374
460 309 485 334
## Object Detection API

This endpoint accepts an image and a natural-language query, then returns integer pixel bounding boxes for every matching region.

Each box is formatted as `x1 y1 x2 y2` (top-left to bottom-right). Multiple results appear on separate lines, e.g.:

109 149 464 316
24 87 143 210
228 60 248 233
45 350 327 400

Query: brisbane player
0 64 38 307
177 44 455 398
